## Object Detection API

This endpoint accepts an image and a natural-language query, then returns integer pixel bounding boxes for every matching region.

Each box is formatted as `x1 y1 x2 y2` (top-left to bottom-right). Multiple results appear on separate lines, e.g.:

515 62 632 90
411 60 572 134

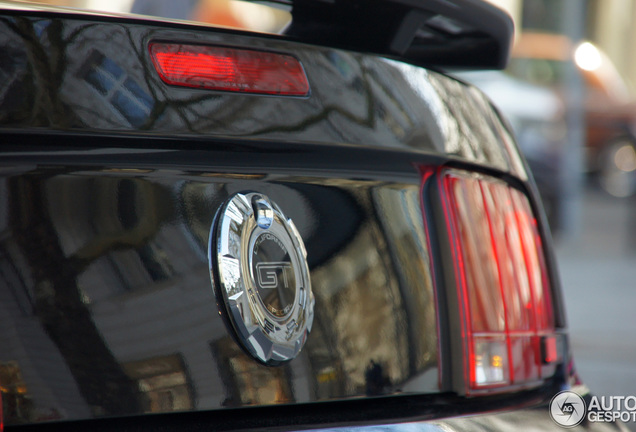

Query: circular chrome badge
211 192 314 365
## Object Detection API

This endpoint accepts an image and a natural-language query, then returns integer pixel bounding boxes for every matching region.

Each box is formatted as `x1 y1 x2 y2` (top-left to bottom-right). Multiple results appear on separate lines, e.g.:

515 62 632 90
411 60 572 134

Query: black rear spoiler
284 0 514 70
0 0 512 71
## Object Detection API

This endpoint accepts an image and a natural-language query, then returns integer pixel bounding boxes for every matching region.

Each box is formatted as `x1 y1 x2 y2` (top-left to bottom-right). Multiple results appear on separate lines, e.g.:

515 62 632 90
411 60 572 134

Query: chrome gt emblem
210 192 314 365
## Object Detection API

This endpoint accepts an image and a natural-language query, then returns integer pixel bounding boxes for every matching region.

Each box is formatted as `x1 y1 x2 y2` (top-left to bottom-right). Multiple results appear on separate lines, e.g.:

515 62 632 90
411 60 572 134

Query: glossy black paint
0 147 443 424
0 9 573 430
0 385 572 432
0 12 525 177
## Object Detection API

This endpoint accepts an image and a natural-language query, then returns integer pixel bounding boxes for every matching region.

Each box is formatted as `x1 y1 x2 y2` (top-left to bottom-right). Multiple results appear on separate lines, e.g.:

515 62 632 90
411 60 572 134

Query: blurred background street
557 186 636 401
486 0 636 408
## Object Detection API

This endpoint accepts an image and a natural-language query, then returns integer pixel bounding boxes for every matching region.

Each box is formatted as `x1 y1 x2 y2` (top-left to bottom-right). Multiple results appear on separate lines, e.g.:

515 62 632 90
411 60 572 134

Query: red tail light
149 43 310 96
439 169 557 393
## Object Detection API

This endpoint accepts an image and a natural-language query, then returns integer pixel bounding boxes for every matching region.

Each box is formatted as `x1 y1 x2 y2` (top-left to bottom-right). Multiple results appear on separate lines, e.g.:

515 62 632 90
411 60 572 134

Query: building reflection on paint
0 170 438 424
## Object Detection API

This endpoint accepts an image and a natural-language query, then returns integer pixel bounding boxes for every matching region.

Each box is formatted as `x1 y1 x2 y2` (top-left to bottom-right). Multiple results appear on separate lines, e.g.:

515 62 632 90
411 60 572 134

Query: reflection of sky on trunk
388 60 447 153
389 59 521 177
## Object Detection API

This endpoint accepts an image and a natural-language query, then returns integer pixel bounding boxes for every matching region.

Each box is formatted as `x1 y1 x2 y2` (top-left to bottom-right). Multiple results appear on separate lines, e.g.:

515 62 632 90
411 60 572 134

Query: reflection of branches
363 61 416 132
1 15 425 143
2 16 410 138
124 26 189 130
240 102 368 136
4 168 173 421
123 26 264 132
244 57 376 137
427 73 508 168
126 36 387 138
8 173 142 417
0 17 98 128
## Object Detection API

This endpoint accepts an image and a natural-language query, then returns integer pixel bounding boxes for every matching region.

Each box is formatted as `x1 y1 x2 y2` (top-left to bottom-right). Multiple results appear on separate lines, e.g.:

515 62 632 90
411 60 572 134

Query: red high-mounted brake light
440 170 557 393
149 43 310 96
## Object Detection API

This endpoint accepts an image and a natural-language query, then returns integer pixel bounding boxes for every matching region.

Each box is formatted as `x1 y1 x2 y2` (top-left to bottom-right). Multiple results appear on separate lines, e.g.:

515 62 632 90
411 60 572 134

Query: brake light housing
149 42 310 96
438 169 558 394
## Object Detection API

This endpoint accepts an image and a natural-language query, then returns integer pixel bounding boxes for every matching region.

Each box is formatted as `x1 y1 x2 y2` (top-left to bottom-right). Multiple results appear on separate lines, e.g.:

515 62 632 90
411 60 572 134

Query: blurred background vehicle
508 32 636 197
456 70 566 230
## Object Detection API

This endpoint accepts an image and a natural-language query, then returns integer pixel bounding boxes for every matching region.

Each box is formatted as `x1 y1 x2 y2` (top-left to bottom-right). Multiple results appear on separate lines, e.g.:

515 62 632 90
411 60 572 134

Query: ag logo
211 192 314 366
550 390 586 428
